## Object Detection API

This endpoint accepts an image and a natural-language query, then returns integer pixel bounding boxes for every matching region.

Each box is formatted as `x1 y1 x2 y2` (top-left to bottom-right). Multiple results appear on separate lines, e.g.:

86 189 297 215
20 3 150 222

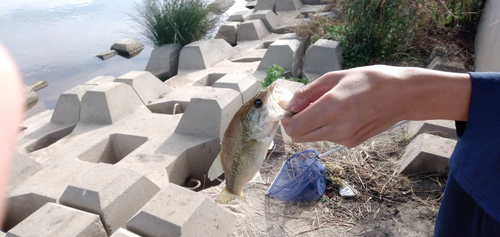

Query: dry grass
268 124 448 227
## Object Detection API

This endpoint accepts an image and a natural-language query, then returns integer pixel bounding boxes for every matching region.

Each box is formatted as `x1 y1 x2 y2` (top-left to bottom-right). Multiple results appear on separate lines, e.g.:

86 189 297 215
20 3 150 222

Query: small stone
96 50 117 60
111 39 145 56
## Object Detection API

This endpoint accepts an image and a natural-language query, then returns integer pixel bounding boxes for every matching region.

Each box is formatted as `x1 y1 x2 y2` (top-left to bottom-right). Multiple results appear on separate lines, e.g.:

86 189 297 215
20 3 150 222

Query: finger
284 92 340 138
285 71 344 113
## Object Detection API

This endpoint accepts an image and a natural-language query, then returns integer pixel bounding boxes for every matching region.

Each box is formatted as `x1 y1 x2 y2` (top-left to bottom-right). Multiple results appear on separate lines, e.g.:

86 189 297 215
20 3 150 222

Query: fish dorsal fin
249 171 265 184
208 151 224 181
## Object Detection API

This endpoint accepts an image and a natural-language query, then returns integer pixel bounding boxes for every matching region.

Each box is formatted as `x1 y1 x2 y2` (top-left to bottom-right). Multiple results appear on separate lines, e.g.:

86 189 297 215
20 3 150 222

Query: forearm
401 67 472 122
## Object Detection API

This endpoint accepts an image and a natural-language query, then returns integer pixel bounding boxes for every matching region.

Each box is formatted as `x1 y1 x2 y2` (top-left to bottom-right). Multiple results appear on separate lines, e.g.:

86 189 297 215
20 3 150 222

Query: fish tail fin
216 188 246 204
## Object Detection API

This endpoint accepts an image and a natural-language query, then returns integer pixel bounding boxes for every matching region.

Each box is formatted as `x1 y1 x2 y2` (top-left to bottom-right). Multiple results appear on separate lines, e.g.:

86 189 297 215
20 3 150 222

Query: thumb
285 72 343 113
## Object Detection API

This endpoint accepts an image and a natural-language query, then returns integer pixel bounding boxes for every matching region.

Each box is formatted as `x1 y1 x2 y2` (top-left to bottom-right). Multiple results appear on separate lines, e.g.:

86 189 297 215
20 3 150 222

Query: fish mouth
269 83 294 119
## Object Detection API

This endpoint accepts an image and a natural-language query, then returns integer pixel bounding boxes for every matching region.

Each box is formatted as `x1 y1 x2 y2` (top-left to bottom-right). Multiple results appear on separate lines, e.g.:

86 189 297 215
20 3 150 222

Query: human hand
282 65 471 147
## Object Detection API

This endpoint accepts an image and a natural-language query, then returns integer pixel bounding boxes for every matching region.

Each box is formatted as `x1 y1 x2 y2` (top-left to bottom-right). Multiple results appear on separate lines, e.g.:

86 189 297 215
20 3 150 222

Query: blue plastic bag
266 150 327 201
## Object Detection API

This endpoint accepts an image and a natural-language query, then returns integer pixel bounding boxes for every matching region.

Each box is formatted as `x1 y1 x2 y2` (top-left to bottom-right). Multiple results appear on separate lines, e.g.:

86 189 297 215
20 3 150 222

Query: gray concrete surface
115 71 171 104
212 73 262 103
111 39 145 56
215 22 240 46
407 120 456 139
6 203 107 237
249 10 281 32
178 39 236 73
110 228 141 237
145 43 181 80
475 0 500 72
257 39 304 78
228 10 253 22
59 163 160 235
302 39 342 82
276 0 302 11
126 183 235 237
398 134 457 175
237 19 270 43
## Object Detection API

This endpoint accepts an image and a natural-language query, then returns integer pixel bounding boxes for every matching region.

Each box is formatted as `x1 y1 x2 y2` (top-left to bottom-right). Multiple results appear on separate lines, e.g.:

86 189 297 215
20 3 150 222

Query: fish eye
254 99 263 108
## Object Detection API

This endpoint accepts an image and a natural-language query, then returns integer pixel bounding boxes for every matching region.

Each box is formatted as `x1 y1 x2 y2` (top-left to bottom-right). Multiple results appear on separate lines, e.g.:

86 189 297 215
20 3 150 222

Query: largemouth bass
207 82 293 203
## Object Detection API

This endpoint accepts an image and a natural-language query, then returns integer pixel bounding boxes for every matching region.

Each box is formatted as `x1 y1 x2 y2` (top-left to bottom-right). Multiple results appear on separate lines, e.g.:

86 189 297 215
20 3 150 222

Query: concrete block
96 50 117 60
302 39 342 82
8 152 42 189
178 39 236 72
254 0 276 11
110 228 141 237
427 57 467 73
407 120 456 139
126 183 235 237
246 0 257 9
111 38 145 56
276 0 303 12
280 32 300 40
215 22 239 46
23 85 38 110
5 159 96 231
228 10 253 22
77 133 148 164
249 10 280 32
115 71 171 104
51 84 95 125
175 87 242 139
257 39 304 78
398 134 456 175
145 43 182 80
84 75 116 85
80 82 143 124
208 0 235 14
212 74 261 103
6 203 107 237
59 163 160 235
236 19 270 43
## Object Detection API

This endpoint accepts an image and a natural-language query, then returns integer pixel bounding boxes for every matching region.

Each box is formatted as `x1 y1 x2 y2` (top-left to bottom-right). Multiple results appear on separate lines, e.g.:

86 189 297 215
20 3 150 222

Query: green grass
261 65 308 88
130 0 220 47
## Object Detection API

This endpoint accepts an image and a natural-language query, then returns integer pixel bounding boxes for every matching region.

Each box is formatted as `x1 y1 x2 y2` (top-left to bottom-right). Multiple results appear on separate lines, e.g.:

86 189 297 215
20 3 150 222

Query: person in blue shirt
282 65 500 236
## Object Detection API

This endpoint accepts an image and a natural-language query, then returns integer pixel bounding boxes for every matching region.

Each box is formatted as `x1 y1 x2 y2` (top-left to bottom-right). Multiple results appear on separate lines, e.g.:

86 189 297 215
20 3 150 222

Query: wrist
403 67 471 121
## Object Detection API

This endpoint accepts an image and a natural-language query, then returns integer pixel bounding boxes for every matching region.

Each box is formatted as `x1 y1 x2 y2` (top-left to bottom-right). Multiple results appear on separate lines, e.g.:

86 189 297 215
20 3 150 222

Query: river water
0 0 247 116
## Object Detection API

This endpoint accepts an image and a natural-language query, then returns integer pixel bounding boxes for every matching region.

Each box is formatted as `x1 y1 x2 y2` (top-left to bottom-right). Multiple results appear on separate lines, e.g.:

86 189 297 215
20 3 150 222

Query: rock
115 71 171 104
228 10 253 22
29 81 48 92
145 43 182 80
215 22 240 46
178 39 236 73
80 82 144 124
111 39 144 56
256 39 304 78
302 39 343 82
59 163 160 235
276 0 302 12
427 57 467 73
407 120 456 139
398 134 457 175
249 10 281 33
23 85 38 110
236 19 270 43
6 203 107 237
96 50 117 60
126 183 236 237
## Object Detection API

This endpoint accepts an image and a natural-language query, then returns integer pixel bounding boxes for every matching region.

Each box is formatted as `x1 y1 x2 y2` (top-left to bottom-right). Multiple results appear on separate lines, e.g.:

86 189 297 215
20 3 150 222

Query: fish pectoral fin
216 188 246 204
208 151 224 181
249 171 265 184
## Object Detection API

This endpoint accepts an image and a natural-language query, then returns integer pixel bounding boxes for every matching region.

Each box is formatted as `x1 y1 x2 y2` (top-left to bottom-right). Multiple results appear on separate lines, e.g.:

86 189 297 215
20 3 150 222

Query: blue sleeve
449 72 500 223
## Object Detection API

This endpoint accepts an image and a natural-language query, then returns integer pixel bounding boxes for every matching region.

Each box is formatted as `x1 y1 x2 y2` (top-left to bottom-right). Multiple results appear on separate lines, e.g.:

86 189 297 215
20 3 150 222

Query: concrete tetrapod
257 39 304 78
275 0 302 11
178 39 236 73
398 134 457 175
145 44 182 80
175 87 242 140
302 39 343 82
236 19 270 43
59 163 160 235
212 73 262 104
126 183 235 237
407 120 457 139
6 203 107 237
79 82 144 124
215 22 240 46
115 71 171 104
248 10 280 32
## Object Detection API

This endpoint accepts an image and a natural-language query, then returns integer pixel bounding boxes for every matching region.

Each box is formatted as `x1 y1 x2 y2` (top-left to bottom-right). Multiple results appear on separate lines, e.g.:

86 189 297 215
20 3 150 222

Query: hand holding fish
282 65 471 147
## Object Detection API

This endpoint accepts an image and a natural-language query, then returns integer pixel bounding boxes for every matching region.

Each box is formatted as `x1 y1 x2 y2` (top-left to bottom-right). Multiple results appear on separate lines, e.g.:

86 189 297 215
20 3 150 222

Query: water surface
0 0 246 117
